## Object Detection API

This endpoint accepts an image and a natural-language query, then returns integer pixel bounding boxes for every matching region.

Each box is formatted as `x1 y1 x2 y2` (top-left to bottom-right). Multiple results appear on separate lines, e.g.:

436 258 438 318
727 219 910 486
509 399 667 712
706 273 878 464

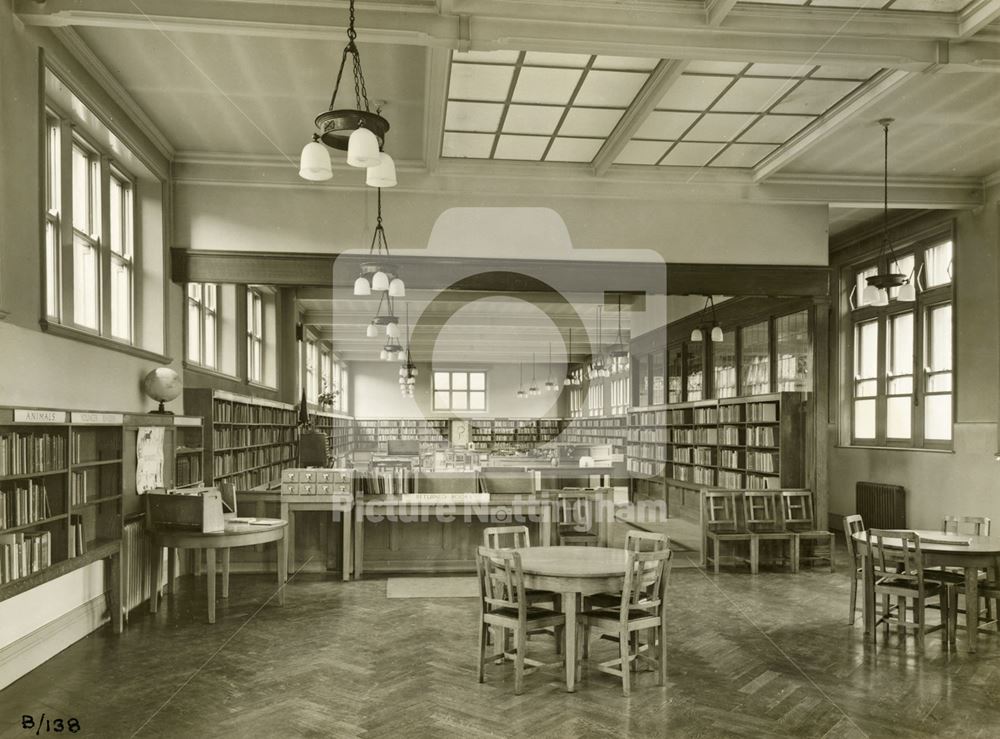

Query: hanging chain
328 0 371 112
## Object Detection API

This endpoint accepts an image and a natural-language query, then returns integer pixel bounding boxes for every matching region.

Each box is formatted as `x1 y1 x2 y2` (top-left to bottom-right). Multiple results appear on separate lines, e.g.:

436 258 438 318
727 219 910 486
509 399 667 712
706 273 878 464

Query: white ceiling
21 0 1000 359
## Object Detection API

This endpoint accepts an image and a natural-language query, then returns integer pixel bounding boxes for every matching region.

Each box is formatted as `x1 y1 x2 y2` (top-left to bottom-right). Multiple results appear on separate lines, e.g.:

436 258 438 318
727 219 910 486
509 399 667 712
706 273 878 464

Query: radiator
855 481 906 529
122 519 165 617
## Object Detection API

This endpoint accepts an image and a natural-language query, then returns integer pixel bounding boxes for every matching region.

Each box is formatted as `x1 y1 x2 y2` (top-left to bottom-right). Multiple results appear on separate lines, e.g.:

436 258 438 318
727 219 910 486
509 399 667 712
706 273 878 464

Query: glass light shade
711 326 724 342
379 349 388 360
897 281 916 302
366 152 397 188
371 271 390 292
399 367 407 377
862 284 880 305
347 126 381 168
386 321 400 339
407 376 415 386
690 328 703 342
564 377 571 386
411 367 418 376
366 323 377 338
353 275 371 296
299 140 332 181
872 289 889 307
388 277 405 297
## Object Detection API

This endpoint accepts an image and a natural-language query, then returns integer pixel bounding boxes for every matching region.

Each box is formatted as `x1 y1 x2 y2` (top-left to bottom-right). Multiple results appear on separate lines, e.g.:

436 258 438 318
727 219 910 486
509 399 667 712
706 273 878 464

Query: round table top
152 519 287 548
853 529 1000 555
515 546 628 578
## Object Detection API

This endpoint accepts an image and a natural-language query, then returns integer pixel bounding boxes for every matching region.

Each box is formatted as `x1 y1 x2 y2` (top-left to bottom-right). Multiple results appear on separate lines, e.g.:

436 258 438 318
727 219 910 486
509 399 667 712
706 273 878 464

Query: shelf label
14 409 67 423
174 416 202 427
71 412 124 425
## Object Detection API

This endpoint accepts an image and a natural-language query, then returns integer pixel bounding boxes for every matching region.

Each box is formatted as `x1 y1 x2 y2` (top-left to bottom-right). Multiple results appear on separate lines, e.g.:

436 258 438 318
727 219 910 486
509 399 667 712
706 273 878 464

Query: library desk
148 519 287 624
237 492 353 581
354 496 554 578
854 529 1000 652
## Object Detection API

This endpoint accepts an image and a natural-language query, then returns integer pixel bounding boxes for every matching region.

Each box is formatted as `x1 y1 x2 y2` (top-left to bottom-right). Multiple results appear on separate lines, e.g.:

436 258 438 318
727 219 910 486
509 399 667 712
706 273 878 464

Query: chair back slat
704 491 740 532
744 491 782 533
624 530 669 552
558 492 593 532
620 549 672 614
475 546 527 615
866 529 925 588
781 491 814 531
943 515 991 537
843 514 865 567
483 525 530 549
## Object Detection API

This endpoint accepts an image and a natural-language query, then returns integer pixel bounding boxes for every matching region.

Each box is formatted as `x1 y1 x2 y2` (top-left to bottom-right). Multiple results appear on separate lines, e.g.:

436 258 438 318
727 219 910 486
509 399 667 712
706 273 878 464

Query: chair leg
658 620 667 686
620 629 631 697
829 538 835 573
898 596 906 637
791 537 800 574
713 539 720 574
477 619 487 683
750 538 759 575
940 590 950 647
915 595 925 646
514 627 526 696
848 573 858 625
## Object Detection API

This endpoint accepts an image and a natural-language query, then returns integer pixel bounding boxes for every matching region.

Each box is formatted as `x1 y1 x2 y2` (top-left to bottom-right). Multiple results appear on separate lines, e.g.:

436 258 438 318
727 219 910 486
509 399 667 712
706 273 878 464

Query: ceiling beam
753 69 916 182
959 0 1000 40
705 0 740 27
172 153 984 209
16 0 1000 71
591 59 688 177
421 46 451 173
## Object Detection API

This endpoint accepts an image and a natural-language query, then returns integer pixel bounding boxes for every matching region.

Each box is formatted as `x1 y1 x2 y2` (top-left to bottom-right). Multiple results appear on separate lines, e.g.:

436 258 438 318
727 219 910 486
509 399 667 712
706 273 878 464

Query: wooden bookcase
311 410 354 461
184 389 298 491
173 415 204 488
0 408 124 605
562 416 627 447
626 392 806 493
353 418 448 450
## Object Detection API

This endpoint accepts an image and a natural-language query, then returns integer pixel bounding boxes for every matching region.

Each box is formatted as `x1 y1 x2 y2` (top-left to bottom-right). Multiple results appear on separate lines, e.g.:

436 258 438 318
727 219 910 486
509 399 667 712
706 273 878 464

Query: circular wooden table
515 545 629 692
149 519 288 624
853 529 1000 652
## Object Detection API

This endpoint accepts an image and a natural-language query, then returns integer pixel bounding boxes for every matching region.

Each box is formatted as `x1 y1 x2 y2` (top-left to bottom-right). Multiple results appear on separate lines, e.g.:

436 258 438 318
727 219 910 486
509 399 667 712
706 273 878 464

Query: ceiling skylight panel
738 114 814 143
448 64 514 101
770 79 861 114
512 67 584 105
502 105 565 135
660 142 726 166
684 113 758 142
615 140 671 165
709 143 778 167
574 71 649 107
442 132 495 158
545 137 604 162
592 56 659 71
656 75 733 111
558 108 624 137
712 77 799 113
445 102 504 132
452 50 520 64
522 51 590 67
810 66 881 81
685 61 749 75
633 111 700 140
746 63 814 78
494 134 549 160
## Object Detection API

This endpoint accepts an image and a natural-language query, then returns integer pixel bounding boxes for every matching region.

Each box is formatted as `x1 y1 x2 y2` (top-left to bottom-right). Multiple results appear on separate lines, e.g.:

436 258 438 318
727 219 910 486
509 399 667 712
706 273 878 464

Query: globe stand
149 400 173 415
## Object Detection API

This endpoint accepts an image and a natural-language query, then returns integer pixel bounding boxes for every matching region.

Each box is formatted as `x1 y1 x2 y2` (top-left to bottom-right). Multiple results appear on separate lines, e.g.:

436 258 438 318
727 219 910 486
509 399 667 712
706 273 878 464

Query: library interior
1 0 1000 736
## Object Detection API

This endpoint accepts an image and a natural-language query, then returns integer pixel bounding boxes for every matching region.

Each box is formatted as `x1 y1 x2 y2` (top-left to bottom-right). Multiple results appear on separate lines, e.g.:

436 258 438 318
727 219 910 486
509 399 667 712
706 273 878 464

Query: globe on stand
142 367 182 414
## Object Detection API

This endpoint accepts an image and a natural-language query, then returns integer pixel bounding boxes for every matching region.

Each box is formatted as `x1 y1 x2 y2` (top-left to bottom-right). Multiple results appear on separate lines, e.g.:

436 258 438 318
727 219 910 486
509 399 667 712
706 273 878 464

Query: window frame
844 233 955 450
432 369 488 413
246 288 264 384
185 283 220 369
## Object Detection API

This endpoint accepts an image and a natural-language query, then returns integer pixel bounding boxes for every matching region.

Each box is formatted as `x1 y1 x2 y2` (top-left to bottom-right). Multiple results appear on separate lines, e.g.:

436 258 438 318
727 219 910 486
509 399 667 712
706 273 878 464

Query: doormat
385 577 479 599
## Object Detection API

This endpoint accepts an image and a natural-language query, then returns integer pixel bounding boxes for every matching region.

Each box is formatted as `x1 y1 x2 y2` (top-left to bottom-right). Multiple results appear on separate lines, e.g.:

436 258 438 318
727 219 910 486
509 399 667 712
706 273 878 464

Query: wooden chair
704 491 751 574
866 529 949 647
579 548 672 696
474 546 566 695
940 516 997 643
557 492 600 547
781 491 835 573
625 530 670 553
743 491 795 575
843 514 865 625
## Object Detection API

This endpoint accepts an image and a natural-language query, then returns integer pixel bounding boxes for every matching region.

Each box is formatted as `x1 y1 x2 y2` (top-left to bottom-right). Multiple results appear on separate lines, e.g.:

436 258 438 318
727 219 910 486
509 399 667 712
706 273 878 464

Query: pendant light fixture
365 291 400 341
298 0 393 183
863 118 916 306
590 306 609 378
691 296 723 343
564 328 581 387
544 343 558 392
608 294 630 374
528 353 540 396
516 361 527 399
398 303 417 397
353 188 405 298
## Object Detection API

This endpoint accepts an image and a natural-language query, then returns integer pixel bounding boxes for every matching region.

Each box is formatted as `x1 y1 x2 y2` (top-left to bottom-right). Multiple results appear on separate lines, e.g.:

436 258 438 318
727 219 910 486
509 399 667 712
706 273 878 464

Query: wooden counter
353 495 555 577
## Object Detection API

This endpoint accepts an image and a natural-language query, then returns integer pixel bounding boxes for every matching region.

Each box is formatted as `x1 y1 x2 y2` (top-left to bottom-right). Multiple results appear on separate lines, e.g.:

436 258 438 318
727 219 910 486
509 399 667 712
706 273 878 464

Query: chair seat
707 530 751 541
484 607 566 629
581 608 661 632
876 577 945 597
525 588 557 604
793 530 835 540
751 530 794 540
924 569 988 585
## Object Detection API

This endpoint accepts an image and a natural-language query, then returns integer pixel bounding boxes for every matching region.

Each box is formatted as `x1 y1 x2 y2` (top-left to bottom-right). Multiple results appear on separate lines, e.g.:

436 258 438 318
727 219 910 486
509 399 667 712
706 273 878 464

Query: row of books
693 407 718 425
68 516 87 557
215 462 287 490
747 451 779 473
671 428 719 444
212 425 295 449
627 459 664 477
0 530 52 584
626 443 667 462
0 432 67 478
747 426 777 446
174 453 203 487
746 403 779 422
213 444 296 476
627 428 667 443
1 481 53 531
212 400 296 426
366 468 413 495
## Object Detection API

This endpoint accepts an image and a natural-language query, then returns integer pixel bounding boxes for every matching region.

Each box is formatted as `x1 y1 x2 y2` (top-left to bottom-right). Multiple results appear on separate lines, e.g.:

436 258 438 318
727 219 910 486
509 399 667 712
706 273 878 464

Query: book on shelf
68 515 86 558
0 530 52 584
1 480 53 530
0 431 67 477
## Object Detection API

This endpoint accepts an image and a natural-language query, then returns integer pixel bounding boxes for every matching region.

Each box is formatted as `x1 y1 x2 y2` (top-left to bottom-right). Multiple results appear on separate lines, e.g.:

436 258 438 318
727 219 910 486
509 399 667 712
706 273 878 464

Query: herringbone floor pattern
2 552 1000 738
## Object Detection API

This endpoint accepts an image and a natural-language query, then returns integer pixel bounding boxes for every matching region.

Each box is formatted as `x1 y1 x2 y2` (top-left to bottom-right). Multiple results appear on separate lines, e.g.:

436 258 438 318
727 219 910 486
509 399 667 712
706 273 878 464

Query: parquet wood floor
2 552 999 738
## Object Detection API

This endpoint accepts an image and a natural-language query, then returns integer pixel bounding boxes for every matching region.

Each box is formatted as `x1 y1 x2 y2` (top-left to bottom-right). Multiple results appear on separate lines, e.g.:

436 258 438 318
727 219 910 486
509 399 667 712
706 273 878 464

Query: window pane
188 283 201 301
855 265 877 308
204 313 216 368
469 391 486 411
741 321 770 396
651 351 665 405
713 330 737 399
924 394 952 440
854 320 878 384
888 254 914 300
667 347 682 404
71 145 93 233
637 355 648 406
109 177 123 256
854 399 876 439
451 392 468 410
73 235 98 329
886 396 912 439
204 283 217 310
434 391 450 409
452 372 468 390
775 310 811 392
685 343 703 401
46 120 60 213
187 301 201 362
469 372 485 390
434 372 450 390
926 304 952 373
110 257 131 340
887 312 913 378
925 241 953 287
45 221 59 318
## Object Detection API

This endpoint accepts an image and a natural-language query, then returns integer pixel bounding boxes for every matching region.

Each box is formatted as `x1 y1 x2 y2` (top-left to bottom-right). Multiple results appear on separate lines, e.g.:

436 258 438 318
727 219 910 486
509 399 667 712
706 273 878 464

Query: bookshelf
184 389 298 491
626 392 806 492
0 409 124 602
311 411 354 461
561 416 627 447
353 418 449 450
173 416 204 488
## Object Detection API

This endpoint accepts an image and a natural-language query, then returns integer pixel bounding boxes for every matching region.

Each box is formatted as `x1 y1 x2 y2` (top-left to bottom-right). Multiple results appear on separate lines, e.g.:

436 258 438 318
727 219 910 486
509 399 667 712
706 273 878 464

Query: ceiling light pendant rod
564 328 575 386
